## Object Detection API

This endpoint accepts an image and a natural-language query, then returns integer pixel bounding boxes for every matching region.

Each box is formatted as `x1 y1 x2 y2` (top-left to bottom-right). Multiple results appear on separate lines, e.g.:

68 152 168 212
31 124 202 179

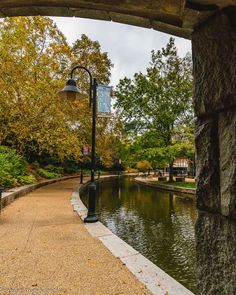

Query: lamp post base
84 182 98 223
84 214 98 223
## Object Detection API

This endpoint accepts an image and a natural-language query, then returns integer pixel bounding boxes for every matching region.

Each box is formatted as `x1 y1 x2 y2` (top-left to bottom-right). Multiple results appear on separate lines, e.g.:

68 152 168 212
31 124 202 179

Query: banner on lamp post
97 84 112 117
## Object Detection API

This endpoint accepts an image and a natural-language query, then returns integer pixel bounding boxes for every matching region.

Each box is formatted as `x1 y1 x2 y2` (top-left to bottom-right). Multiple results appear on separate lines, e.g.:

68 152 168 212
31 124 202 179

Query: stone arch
0 1 231 39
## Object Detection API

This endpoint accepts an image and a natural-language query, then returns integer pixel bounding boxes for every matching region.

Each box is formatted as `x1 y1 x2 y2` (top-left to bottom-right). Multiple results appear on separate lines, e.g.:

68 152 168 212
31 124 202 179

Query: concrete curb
135 178 196 196
72 176 195 295
1 175 80 209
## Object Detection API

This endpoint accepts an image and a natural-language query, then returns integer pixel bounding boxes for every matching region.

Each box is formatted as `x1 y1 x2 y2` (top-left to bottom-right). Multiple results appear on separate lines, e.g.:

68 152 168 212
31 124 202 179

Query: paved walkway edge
73 176 195 295
1 175 80 209
135 178 196 196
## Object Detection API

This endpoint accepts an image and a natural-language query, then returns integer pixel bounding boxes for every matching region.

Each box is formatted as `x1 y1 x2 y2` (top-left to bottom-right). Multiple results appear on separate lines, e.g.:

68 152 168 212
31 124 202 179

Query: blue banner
97 84 112 116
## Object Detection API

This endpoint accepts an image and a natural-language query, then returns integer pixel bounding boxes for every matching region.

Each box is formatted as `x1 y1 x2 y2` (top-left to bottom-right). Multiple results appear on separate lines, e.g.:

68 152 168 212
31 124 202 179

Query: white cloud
51 17 191 86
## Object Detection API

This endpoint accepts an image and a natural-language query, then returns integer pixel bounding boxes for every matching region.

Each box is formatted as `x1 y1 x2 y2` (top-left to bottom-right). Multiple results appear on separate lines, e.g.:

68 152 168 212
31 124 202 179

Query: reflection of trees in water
173 193 198 224
81 177 198 293
169 193 175 215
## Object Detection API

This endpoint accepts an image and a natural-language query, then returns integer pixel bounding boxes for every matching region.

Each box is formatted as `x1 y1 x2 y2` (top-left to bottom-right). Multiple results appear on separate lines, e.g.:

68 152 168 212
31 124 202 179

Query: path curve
0 178 150 295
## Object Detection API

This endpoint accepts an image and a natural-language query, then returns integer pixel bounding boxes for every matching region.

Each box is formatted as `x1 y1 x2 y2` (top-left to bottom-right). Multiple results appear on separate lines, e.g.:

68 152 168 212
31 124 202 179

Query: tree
0 17 117 168
115 38 193 181
136 160 152 173
72 34 112 86
0 16 79 159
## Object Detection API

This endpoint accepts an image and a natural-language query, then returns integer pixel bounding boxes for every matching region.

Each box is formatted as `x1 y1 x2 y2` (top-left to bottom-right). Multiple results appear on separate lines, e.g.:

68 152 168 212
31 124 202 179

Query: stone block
109 12 151 28
195 211 236 295
192 8 236 116
72 8 110 21
152 20 192 39
219 109 236 218
99 234 138 258
195 117 220 212
85 221 113 238
121 254 194 295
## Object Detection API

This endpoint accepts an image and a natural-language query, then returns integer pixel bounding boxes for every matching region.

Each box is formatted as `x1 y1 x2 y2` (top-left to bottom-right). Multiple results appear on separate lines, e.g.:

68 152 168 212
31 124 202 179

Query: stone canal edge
134 177 196 196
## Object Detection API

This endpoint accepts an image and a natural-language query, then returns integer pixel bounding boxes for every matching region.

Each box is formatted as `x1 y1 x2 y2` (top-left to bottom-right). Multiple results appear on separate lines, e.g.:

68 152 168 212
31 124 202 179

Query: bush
127 167 138 173
63 162 80 174
37 168 61 179
31 162 40 170
0 170 16 187
0 146 27 175
63 166 78 174
136 160 152 173
0 146 29 187
44 164 64 174
17 174 37 184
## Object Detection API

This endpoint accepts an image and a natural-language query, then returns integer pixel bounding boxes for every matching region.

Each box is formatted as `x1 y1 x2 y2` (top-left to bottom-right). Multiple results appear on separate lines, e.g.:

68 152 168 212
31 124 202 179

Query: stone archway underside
0 1 234 39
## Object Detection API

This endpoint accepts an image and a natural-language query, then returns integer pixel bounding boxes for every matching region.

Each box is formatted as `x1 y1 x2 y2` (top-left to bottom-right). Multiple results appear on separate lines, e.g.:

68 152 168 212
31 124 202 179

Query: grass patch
152 180 196 189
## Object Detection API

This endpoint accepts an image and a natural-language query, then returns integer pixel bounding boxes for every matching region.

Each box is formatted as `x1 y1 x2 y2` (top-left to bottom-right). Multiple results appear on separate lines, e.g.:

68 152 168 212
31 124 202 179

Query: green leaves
0 145 36 187
115 38 194 171
115 37 193 137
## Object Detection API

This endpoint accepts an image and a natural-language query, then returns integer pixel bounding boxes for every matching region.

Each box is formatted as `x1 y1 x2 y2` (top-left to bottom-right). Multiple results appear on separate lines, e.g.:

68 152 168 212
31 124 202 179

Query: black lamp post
60 66 98 223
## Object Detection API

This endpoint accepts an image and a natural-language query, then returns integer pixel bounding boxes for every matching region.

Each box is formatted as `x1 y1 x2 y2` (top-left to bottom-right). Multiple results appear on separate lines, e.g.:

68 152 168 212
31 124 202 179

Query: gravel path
0 178 150 295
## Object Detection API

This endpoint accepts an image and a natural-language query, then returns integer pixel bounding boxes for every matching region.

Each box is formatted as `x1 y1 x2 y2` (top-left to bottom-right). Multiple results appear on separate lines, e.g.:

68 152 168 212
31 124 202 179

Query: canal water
81 176 198 294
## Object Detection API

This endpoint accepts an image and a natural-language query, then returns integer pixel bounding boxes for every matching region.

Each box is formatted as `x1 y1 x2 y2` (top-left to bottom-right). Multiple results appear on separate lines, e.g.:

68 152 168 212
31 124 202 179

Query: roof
0 1 234 39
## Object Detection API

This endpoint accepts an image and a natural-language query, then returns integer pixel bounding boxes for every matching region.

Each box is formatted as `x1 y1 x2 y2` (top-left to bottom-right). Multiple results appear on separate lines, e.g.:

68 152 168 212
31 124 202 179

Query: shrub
17 174 37 184
63 162 80 174
0 146 27 176
37 168 61 179
136 160 152 173
0 170 16 187
31 162 40 170
127 167 138 173
0 146 28 187
44 164 64 174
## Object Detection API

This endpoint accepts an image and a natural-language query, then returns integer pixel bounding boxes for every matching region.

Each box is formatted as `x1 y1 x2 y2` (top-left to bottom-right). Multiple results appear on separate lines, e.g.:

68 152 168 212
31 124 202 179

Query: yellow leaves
0 16 76 157
0 16 117 164
136 160 152 173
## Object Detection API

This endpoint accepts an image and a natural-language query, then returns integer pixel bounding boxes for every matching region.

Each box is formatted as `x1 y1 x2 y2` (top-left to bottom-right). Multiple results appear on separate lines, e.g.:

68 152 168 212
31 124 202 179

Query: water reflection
81 177 198 293
195 211 236 295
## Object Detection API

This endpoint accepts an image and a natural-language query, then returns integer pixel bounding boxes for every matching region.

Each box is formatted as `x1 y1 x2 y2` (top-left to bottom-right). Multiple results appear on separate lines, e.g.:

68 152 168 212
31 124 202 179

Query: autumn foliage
0 16 120 169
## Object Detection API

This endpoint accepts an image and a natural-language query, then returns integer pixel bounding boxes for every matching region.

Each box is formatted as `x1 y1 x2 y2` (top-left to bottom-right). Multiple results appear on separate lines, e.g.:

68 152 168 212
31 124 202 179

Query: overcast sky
52 17 191 87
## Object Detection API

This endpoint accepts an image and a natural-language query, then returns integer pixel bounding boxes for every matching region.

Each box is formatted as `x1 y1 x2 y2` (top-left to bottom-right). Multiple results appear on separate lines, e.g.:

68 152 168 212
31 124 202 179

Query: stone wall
192 7 236 295
195 211 236 295
193 7 236 219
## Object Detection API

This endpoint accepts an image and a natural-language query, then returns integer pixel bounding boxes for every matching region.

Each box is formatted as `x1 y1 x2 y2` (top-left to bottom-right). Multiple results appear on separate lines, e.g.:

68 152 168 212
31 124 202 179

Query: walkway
0 178 150 295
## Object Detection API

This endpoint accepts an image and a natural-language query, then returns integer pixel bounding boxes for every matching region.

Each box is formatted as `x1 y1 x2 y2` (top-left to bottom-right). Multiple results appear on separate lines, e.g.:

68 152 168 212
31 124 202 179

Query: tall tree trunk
169 160 174 182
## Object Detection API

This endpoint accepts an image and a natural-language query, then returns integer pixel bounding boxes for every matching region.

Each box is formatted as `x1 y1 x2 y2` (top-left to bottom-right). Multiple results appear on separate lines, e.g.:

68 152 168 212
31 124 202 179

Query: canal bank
134 177 196 196
79 176 196 295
